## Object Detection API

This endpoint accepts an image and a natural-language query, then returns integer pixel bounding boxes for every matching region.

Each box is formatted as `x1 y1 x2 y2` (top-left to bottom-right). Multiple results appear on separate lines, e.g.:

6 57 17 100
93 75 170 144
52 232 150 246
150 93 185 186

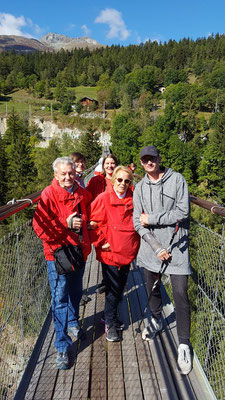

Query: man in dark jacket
33 157 91 370
133 146 192 375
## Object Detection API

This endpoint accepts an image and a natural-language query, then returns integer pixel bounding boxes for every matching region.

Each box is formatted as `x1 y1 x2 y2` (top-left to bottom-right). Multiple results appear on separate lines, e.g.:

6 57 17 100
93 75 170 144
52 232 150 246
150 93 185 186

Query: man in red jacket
33 157 91 370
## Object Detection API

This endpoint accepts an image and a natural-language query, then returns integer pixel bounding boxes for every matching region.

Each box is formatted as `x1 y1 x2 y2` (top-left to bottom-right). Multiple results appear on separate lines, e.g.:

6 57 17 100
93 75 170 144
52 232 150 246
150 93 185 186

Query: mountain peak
40 33 103 50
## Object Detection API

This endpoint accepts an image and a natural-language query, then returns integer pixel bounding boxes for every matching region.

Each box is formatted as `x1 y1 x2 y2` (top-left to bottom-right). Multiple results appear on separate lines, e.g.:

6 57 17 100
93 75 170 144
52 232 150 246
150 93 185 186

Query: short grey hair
52 157 75 172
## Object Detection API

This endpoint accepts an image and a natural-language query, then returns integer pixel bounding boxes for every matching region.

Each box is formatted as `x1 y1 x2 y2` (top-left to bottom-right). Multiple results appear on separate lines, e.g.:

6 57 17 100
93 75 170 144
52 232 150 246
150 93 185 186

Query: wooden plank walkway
20 250 215 400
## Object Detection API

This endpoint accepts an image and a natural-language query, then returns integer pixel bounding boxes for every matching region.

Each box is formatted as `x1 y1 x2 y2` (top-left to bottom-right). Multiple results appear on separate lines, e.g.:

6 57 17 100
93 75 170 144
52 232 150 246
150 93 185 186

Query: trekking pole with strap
135 221 180 334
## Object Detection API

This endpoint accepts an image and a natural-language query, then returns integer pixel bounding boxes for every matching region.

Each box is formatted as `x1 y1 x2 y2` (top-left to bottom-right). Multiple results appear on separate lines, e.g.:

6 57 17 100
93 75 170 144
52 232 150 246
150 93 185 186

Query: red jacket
88 187 140 267
86 174 112 200
33 178 92 261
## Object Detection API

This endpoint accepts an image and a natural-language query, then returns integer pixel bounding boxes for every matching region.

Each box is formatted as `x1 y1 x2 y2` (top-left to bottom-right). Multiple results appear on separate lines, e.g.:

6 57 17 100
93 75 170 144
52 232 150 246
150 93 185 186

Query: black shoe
56 351 69 370
106 325 120 342
96 283 106 294
115 319 125 331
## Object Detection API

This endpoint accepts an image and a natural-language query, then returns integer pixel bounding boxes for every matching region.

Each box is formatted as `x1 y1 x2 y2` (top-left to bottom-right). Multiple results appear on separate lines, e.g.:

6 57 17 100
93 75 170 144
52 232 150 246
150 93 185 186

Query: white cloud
95 8 130 40
81 24 91 36
0 12 42 37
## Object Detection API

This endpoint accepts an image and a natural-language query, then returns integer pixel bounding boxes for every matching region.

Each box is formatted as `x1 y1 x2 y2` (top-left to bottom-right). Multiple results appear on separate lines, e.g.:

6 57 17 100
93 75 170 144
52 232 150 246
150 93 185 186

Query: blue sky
0 1 225 45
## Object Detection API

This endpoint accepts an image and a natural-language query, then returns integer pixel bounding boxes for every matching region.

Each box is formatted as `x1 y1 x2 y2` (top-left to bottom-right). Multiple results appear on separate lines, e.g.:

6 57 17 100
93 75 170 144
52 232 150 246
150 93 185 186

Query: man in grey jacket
133 145 192 375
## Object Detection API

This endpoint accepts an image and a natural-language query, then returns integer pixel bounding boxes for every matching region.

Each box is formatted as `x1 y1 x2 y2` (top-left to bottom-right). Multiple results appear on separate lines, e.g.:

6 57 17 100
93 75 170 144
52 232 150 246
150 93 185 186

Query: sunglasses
116 177 131 184
141 156 158 164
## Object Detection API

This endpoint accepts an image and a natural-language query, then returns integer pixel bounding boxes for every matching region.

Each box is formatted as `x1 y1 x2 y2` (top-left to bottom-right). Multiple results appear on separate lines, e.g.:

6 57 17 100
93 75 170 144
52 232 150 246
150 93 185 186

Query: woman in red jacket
86 153 118 200
87 153 118 293
88 166 140 342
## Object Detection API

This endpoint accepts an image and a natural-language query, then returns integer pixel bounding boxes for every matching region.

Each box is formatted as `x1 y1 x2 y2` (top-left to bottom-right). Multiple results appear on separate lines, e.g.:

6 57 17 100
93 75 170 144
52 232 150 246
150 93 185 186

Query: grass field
0 86 98 117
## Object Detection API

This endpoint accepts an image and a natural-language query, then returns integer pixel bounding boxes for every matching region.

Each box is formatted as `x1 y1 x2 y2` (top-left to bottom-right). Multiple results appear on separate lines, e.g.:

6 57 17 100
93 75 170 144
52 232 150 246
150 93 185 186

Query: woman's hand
140 213 149 227
157 249 171 261
87 221 98 230
101 242 111 251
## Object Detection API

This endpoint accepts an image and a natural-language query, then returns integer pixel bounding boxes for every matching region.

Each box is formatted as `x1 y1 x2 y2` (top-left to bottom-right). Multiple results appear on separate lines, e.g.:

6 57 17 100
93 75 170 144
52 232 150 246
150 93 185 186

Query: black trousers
102 263 130 327
144 269 190 346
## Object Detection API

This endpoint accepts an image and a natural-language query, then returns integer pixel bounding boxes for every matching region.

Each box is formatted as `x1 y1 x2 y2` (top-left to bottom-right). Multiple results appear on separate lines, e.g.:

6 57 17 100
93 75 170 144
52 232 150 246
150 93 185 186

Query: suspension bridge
0 164 224 400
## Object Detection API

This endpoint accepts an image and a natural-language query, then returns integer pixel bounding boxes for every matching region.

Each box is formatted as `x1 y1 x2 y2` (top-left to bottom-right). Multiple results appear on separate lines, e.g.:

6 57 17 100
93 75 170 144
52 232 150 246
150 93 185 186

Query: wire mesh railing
192 222 224 399
164 217 225 400
0 216 50 399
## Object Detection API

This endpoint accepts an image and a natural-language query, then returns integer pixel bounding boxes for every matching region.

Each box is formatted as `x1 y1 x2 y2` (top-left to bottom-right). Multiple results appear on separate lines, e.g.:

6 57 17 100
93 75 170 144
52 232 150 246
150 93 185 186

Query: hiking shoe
67 325 80 338
102 317 124 331
106 325 120 342
177 344 192 375
96 283 106 294
56 351 69 370
80 294 89 306
142 317 163 341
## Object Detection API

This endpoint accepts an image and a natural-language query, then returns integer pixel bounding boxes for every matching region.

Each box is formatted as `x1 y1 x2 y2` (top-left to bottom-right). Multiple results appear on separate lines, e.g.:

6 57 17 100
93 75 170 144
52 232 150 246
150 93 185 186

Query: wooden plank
70 258 99 399
32 332 59 400
119 287 143 399
108 341 125 400
52 255 93 400
24 320 55 400
126 268 162 399
90 266 107 399
131 266 179 400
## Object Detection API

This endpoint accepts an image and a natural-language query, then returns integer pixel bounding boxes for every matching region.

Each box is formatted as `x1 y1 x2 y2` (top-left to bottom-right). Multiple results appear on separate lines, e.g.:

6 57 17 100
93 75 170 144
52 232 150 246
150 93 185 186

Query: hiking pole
135 221 180 334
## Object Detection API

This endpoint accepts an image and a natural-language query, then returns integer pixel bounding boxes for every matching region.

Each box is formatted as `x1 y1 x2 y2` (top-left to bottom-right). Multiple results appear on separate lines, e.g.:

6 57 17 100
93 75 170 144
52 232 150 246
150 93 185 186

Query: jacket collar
109 185 133 207
51 178 84 202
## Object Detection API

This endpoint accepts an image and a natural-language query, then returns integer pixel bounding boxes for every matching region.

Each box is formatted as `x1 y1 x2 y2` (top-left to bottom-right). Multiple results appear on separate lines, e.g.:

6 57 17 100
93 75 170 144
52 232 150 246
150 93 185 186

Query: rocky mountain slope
0 35 51 53
40 33 103 51
0 33 103 53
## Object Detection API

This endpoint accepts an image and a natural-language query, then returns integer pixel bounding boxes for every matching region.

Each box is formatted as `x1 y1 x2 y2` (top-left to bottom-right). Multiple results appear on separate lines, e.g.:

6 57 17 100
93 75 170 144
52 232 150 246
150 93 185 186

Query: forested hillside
0 34 225 211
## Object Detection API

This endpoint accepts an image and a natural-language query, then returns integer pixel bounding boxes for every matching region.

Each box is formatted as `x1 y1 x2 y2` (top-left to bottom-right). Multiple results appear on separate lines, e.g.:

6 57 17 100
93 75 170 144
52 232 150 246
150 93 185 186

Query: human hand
87 221 98 230
101 242 111 251
67 212 82 230
140 213 149 227
157 249 171 261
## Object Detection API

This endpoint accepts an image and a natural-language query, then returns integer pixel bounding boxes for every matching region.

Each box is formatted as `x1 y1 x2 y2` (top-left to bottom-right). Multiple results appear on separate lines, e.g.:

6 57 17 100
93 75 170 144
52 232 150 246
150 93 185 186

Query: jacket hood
143 168 173 185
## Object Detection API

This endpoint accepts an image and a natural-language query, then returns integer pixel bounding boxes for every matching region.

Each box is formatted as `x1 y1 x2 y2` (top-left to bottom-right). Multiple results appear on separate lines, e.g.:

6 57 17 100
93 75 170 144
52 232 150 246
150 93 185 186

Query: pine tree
198 112 225 203
79 124 102 169
34 138 61 189
4 111 36 201
0 134 7 205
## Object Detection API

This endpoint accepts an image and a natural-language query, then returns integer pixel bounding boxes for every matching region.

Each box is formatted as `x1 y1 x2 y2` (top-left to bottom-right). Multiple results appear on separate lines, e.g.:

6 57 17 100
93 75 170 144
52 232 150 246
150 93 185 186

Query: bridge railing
0 192 224 399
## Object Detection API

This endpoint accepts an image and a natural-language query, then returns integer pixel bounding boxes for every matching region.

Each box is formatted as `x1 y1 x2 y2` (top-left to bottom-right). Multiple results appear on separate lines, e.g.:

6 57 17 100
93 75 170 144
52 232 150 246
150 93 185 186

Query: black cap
140 145 159 158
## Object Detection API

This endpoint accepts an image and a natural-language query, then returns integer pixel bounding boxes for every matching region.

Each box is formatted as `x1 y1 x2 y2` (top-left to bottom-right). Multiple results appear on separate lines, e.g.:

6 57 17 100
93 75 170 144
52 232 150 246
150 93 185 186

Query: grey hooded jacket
133 168 192 275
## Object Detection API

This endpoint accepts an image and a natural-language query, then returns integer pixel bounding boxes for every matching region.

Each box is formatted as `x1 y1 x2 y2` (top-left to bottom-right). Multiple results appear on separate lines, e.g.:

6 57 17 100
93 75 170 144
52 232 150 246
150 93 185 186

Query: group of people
33 146 192 376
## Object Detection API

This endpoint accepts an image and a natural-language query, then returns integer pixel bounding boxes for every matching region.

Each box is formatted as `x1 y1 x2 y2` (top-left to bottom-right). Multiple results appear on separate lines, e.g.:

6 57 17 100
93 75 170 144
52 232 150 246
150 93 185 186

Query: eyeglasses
116 178 131 185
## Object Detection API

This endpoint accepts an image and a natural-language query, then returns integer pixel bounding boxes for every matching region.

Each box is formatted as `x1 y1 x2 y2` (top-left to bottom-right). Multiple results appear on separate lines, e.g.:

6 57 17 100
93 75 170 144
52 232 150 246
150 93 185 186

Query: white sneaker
142 317 163 341
177 344 192 375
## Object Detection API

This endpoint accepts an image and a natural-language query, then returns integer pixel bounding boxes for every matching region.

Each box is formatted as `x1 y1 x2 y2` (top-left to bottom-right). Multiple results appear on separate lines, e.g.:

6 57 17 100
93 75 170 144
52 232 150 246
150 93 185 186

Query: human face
54 163 76 189
113 171 131 195
140 155 161 177
103 157 116 179
74 159 86 174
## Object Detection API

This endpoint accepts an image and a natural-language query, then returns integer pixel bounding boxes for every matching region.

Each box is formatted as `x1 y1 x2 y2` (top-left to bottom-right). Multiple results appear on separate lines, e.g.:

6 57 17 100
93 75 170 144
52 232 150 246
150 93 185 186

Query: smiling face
113 170 131 195
54 163 76 189
74 158 86 174
140 155 161 177
103 157 117 179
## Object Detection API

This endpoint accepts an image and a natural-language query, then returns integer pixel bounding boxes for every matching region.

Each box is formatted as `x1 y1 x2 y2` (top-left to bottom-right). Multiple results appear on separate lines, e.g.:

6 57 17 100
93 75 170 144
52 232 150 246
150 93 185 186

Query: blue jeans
47 261 83 352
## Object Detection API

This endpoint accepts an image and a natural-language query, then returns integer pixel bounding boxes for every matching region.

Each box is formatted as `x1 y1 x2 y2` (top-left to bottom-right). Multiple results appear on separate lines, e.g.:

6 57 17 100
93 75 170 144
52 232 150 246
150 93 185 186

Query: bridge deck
18 251 214 400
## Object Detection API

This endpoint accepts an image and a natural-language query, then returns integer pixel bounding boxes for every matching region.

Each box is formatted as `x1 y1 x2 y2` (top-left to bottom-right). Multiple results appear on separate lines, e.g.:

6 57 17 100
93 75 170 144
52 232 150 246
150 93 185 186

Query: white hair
52 157 75 172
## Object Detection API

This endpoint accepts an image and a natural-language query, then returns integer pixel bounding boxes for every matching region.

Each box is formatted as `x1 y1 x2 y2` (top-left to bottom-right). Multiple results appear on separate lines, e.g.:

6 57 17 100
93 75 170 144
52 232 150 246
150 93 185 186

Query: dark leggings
102 263 130 327
144 269 190 346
